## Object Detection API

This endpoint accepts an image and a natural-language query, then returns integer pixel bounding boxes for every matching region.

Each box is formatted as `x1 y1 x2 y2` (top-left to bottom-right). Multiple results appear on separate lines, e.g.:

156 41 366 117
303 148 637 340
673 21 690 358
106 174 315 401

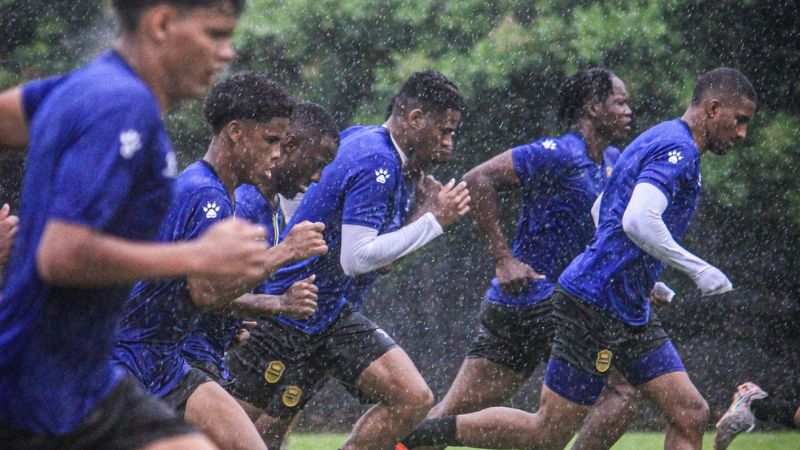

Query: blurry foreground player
403 67 757 450
225 71 470 450
113 74 327 450
180 102 339 389
0 1 273 450
714 382 800 449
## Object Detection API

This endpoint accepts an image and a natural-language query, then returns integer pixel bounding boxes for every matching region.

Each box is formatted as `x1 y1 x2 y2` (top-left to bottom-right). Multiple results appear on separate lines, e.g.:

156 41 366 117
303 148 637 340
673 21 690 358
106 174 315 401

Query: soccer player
401 67 757 450
112 73 328 450
714 382 800 449
224 70 471 450
399 67 645 450
0 1 273 449
180 101 340 387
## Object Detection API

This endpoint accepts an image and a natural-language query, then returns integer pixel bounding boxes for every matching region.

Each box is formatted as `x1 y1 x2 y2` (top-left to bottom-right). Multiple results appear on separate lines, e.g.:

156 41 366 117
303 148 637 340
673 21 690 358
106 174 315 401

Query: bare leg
140 434 218 450
454 385 590 449
236 398 297 449
342 347 434 450
642 372 709 450
795 406 800 427
571 369 641 450
184 381 267 450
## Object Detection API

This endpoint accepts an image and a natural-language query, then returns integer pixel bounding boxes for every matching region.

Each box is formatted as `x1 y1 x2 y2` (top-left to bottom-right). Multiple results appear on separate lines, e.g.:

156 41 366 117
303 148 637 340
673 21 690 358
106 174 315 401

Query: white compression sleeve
591 193 603 228
340 212 444 276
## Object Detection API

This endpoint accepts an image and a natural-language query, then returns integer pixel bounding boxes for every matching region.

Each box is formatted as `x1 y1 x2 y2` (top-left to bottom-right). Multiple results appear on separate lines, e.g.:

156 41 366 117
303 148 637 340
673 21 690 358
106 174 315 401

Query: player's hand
496 256 544 294
281 221 328 262
195 218 272 278
649 282 675 308
0 203 19 266
276 275 318 319
693 265 733 296
233 320 257 347
424 178 471 228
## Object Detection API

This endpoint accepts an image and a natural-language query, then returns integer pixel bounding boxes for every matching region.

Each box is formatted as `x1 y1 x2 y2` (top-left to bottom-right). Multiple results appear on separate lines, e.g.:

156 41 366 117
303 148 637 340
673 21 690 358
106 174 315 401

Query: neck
115 36 172 112
385 116 426 178
203 137 239 198
681 106 709 154
258 177 278 200
573 119 609 163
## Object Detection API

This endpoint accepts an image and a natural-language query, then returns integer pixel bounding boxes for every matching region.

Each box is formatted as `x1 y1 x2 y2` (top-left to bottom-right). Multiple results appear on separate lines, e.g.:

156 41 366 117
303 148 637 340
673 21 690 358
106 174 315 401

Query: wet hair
391 70 465 116
289 102 339 143
202 72 295 134
112 0 245 31
691 67 757 106
558 67 615 126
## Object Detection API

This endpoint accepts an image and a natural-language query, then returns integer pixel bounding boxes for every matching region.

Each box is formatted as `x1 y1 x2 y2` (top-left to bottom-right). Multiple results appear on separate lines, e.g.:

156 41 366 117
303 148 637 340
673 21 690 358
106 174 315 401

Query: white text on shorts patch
375 168 390 184
203 202 221 219
119 130 142 159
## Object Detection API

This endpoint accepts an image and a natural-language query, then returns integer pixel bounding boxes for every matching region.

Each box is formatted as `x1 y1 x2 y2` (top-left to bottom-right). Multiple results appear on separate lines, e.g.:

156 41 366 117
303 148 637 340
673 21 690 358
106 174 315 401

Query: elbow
340 257 364 277
188 279 233 311
621 210 644 241
462 168 489 194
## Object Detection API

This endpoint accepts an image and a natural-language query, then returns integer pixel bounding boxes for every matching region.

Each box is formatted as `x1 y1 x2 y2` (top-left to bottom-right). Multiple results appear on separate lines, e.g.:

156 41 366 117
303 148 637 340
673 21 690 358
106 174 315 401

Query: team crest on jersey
668 150 683 164
542 139 557 150
282 385 302 407
119 130 142 159
264 360 285 384
203 202 220 219
595 349 613 373
375 168 390 184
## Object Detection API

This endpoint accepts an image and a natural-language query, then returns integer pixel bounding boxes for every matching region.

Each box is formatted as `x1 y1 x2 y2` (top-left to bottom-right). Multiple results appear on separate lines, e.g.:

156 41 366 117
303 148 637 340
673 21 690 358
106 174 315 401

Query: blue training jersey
113 160 233 398
559 119 701 326
0 50 176 434
486 132 620 308
179 183 283 379
263 125 411 334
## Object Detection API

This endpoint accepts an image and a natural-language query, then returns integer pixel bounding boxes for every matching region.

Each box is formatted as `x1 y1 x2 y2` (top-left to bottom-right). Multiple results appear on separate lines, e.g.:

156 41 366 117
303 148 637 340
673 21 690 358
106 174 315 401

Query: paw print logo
203 202 221 219
119 130 142 159
375 168 390 184
668 150 683 164
542 139 557 150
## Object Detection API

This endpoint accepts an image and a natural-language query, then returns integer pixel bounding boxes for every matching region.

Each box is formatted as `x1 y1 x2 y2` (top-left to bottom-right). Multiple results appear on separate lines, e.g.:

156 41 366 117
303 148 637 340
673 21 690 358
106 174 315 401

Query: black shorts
225 304 397 419
0 376 197 450
466 300 554 376
162 366 212 415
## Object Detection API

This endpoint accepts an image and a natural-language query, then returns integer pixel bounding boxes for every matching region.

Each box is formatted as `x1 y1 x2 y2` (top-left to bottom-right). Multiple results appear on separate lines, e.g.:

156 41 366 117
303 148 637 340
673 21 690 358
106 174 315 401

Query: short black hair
112 0 245 31
391 70 465 116
289 102 339 142
558 66 615 126
203 71 295 134
691 67 757 106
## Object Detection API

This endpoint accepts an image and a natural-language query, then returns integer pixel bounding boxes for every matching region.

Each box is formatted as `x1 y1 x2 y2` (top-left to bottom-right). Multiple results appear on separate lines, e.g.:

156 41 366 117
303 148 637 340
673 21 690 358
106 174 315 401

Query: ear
224 120 243 144
704 98 721 119
585 101 601 119
407 108 426 129
282 133 298 153
139 4 179 44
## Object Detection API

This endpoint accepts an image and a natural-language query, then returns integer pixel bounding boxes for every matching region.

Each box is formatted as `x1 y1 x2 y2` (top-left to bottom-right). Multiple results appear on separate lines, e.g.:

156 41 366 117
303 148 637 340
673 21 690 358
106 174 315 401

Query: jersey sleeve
180 188 234 241
511 142 565 190
48 94 162 231
21 75 67 121
341 155 400 230
636 143 697 203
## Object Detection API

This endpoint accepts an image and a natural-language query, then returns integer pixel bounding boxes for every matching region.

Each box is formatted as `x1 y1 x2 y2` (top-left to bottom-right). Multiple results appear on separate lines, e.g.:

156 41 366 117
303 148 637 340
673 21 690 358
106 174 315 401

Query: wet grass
286 431 800 449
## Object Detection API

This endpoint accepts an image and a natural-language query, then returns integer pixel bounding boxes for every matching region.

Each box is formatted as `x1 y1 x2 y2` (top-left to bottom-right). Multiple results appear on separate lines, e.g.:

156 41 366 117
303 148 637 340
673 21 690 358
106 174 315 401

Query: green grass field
285 432 800 449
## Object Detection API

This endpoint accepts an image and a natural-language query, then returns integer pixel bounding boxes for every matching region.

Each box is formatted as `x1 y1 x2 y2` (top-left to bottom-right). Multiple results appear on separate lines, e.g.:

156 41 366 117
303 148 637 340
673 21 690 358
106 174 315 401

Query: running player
401 67 757 449
180 101 340 386
714 381 799 449
112 73 329 450
399 67 648 450
0 2 268 450
224 70 470 450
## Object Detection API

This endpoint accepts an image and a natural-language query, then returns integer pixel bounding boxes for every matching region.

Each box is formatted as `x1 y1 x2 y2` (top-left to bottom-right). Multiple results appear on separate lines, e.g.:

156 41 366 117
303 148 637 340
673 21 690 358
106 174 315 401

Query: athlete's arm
463 150 544 293
216 276 317 319
0 87 29 149
339 179 469 276
37 218 271 286
621 182 732 296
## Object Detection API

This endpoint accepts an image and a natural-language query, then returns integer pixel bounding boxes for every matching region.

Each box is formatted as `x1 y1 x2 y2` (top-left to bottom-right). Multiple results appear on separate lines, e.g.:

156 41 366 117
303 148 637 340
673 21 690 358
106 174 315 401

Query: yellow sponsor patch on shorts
595 349 613 373
264 360 285 384
282 385 302 407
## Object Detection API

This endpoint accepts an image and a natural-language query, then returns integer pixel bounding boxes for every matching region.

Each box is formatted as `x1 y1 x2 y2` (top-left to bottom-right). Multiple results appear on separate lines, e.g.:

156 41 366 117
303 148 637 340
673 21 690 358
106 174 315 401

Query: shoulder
175 163 229 203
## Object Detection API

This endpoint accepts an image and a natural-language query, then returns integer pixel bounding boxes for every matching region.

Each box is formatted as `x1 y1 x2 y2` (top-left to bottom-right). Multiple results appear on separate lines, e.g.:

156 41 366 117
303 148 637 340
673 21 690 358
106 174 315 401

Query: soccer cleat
713 382 768 450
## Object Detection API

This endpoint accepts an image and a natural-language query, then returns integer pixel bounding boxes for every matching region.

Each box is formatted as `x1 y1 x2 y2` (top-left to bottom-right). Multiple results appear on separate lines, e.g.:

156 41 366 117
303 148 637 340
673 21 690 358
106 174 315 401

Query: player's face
706 96 757 155
162 3 237 101
237 118 290 186
276 133 338 198
596 76 632 142
414 109 461 164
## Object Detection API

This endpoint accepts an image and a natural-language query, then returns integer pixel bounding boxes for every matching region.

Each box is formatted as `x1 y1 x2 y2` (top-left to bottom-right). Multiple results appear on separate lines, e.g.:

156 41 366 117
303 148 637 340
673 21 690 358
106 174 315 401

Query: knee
672 396 710 432
398 383 434 415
